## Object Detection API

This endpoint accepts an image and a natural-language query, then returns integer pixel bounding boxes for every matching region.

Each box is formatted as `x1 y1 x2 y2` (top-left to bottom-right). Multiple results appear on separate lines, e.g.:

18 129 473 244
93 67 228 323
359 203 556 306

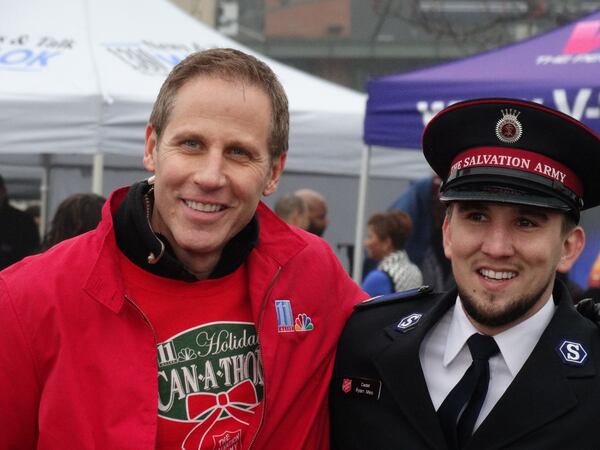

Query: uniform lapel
372 290 457 450
466 285 595 450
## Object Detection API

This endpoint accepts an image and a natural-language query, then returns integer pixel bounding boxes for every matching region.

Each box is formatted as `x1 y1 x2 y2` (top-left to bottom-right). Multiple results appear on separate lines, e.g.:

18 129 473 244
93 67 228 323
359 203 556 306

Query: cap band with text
449 147 583 197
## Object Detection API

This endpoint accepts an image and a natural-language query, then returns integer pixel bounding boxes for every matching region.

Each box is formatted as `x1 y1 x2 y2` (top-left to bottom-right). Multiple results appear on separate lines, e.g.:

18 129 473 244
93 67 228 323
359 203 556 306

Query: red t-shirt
120 253 263 450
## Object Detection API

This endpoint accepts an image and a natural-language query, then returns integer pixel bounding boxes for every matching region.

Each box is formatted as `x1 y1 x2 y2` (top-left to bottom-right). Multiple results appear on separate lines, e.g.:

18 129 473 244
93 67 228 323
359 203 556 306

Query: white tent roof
0 0 389 177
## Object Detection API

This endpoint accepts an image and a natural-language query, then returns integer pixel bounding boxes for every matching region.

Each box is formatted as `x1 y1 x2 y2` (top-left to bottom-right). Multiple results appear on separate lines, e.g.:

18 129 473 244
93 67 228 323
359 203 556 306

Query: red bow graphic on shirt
182 379 259 450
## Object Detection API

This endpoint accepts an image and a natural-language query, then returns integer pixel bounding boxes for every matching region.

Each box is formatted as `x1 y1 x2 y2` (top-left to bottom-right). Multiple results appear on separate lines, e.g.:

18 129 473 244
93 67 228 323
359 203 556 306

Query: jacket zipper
248 266 282 450
124 294 160 448
124 294 159 344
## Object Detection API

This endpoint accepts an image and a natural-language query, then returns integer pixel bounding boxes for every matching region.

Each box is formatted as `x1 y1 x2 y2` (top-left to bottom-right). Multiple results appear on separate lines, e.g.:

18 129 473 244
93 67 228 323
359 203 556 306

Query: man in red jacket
0 48 367 449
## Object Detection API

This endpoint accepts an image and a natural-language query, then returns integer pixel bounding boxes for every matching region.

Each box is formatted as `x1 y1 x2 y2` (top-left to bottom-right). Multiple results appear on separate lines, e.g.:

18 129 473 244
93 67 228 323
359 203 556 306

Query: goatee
458 274 554 328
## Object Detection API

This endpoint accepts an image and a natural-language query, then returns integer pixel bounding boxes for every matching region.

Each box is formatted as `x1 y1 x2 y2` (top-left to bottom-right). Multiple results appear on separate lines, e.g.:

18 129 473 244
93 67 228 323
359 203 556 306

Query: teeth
480 269 516 280
185 200 224 213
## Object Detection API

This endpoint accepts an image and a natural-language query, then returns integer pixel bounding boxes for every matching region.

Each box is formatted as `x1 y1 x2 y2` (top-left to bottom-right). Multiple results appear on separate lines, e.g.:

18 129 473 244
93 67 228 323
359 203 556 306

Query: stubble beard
458 272 555 328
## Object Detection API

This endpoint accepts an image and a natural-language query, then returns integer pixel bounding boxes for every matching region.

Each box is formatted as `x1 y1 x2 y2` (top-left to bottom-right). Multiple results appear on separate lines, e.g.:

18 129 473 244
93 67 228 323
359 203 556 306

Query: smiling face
143 75 286 279
443 201 584 335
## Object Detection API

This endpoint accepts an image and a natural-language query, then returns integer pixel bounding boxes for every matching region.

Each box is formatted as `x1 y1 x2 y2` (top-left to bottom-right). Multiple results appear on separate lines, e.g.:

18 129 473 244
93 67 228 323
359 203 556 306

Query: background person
0 174 40 270
389 174 454 291
274 192 309 230
0 48 367 450
331 98 600 449
362 210 422 296
24 204 41 228
41 193 106 251
295 188 328 237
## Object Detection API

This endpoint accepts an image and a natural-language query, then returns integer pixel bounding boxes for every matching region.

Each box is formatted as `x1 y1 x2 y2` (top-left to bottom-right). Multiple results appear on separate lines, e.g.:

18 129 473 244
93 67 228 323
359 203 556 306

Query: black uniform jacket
330 282 600 450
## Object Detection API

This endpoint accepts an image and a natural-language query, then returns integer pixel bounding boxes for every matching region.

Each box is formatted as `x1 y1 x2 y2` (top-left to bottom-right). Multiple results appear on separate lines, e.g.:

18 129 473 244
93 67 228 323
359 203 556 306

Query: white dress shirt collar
443 294 556 376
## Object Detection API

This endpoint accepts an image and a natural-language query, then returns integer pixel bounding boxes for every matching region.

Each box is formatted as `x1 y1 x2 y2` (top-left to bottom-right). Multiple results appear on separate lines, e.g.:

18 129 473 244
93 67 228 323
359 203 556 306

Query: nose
480 223 515 258
193 150 227 190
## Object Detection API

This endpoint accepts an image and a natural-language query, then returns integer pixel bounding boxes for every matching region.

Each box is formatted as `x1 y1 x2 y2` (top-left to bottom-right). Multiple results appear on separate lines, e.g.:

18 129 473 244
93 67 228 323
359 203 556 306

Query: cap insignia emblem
495 109 523 143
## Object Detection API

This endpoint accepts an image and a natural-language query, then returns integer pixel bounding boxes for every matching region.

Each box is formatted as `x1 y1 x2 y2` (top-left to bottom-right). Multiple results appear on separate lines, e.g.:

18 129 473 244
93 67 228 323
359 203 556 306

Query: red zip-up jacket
0 187 367 449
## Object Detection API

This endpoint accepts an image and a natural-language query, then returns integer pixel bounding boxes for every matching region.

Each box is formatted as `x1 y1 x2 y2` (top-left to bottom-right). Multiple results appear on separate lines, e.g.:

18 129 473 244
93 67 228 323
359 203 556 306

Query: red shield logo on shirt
212 430 242 450
342 378 352 394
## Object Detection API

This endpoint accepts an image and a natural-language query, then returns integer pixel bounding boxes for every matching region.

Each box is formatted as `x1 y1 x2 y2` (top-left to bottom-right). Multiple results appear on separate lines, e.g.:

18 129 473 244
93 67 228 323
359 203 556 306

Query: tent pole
352 145 371 283
92 152 104 195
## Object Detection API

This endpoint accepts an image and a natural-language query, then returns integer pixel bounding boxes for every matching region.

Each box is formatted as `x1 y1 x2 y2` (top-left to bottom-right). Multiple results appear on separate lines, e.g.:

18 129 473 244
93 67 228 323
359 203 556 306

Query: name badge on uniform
341 376 382 400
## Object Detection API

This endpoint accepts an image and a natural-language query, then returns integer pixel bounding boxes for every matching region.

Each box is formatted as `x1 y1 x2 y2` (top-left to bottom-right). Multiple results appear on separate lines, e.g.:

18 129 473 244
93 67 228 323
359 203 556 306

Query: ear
557 226 585 273
143 124 157 172
288 210 301 227
384 236 394 253
263 152 287 197
442 214 452 259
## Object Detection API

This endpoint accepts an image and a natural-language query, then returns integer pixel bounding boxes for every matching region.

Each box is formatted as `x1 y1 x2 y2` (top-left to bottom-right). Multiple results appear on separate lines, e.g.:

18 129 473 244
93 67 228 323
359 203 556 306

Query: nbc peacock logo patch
294 313 314 332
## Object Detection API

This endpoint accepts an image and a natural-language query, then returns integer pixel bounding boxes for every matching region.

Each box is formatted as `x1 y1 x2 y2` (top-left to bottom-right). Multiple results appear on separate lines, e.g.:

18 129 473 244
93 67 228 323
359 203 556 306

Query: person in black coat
0 175 40 270
330 98 600 450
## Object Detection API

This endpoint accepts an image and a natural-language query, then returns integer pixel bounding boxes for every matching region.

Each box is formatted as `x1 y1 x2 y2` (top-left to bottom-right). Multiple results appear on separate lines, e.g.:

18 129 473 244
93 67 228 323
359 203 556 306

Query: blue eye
229 147 251 158
184 140 199 149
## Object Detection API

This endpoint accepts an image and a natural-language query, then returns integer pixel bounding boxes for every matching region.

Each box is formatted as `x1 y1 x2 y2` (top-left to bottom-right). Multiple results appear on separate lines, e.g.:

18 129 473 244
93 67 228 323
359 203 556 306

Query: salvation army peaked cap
422 98 600 221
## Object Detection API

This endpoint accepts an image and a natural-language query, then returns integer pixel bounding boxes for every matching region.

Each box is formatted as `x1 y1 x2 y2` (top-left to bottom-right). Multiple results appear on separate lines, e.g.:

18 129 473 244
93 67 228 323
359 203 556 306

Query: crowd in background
0 174 106 271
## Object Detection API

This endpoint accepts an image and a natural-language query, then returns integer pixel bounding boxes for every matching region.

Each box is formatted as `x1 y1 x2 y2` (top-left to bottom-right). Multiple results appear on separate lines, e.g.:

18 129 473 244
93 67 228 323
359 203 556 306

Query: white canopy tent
0 0 430 250
0 0 366 171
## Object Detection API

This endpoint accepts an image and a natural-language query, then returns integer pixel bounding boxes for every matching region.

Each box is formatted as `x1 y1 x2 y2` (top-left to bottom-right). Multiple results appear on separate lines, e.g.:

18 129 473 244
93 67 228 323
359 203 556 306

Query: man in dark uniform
330 98 600 450
0 175 40 269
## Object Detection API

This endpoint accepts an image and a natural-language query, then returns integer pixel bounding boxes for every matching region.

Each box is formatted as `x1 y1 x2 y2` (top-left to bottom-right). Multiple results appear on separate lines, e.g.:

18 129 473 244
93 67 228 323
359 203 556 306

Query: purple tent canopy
359 10 600 289
364 9 600 149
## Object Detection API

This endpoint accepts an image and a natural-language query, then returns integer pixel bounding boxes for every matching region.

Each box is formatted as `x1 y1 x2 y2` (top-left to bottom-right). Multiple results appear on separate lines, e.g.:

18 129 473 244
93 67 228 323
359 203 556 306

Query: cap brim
440 185 571 211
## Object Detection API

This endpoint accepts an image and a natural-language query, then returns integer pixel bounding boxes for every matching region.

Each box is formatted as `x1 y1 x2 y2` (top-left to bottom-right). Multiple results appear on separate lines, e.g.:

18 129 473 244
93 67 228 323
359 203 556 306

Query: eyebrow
167 128 204 141
456 202 488 212
456 202 551 220
169 128 261 150
514 206 550 221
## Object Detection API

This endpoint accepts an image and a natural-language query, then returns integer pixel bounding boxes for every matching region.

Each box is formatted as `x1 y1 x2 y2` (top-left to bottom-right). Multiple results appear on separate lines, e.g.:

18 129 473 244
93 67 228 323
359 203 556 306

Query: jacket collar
252 201 307 267
372 289 457 450
82 187 130 314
